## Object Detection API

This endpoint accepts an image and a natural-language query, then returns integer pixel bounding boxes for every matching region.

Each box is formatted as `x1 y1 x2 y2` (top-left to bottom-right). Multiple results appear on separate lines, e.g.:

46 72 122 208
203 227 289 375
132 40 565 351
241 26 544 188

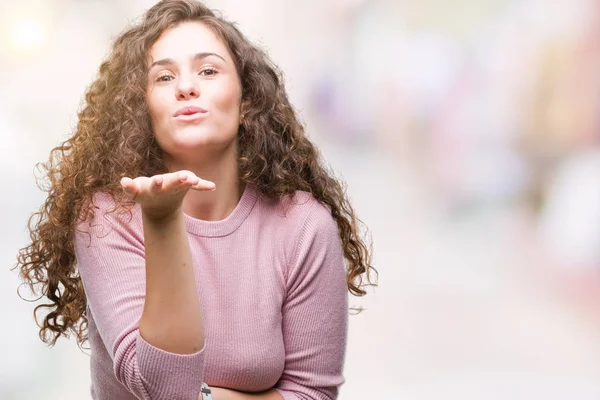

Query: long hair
13 0 377 349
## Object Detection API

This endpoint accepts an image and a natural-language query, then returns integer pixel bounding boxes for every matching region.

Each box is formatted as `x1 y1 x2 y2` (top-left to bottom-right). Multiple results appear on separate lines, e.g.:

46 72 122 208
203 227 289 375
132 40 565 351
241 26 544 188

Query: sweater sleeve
73 193 205 400
273 200 349 400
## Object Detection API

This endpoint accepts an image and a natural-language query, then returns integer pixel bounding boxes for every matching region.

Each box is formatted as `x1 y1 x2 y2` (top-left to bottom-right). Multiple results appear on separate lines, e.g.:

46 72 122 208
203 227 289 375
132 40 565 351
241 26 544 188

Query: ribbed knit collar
182 183 258 237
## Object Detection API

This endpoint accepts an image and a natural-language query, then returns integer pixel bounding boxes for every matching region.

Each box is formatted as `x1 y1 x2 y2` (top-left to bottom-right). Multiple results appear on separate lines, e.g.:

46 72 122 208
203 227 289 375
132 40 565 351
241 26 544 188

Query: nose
175 73 199 100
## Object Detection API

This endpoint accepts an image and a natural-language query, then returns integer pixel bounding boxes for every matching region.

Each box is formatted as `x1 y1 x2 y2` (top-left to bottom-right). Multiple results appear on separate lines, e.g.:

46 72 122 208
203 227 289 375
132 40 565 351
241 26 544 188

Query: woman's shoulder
75 190 142 235
256 188 336 233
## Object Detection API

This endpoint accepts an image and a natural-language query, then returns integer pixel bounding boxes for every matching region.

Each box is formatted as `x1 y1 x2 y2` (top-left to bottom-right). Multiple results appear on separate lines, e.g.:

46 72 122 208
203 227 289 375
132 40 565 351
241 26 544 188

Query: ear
239 99 249 125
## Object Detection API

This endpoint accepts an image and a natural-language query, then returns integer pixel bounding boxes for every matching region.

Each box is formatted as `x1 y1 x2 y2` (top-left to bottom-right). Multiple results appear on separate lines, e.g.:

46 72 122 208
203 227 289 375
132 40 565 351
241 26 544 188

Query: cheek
210 82 241 114
147 92 169 128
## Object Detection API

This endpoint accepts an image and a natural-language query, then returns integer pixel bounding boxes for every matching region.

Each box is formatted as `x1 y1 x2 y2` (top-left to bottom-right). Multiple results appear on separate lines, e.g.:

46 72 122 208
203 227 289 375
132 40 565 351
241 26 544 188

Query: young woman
14 1 376 399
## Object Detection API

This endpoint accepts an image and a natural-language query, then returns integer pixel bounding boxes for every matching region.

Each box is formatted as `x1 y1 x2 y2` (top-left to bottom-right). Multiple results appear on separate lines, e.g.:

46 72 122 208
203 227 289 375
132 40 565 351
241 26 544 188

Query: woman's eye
199 68 218 77
156 74 174 82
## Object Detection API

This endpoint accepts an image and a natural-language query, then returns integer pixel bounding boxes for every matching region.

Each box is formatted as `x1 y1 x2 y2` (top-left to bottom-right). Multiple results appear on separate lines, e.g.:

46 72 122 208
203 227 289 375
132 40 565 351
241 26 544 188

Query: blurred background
2 0 600 398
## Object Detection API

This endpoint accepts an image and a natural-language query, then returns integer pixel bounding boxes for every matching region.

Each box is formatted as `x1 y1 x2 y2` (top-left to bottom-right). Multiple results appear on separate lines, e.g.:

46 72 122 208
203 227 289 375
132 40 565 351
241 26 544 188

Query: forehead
148 21 232 64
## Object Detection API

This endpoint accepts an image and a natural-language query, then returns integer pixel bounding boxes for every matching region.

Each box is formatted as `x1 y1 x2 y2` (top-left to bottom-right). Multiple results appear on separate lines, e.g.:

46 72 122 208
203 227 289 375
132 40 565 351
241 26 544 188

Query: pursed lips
173 106 208 121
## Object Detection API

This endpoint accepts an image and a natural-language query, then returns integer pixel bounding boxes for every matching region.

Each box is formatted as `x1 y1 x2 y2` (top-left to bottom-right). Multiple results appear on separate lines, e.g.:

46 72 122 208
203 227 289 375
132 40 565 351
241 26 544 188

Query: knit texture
73 183 348 400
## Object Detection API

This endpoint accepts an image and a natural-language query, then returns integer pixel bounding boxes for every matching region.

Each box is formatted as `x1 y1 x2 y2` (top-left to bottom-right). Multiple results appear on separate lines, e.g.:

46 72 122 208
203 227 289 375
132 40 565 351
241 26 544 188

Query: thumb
120 177 138 200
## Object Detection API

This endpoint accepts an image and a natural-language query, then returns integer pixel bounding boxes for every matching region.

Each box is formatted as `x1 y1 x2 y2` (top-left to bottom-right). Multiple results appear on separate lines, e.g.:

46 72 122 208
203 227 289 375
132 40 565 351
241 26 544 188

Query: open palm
120 170 215 220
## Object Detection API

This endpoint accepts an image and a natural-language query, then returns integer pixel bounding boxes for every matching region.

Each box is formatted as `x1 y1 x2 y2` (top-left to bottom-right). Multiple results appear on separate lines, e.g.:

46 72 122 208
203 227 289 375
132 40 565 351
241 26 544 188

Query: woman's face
146 21 242 164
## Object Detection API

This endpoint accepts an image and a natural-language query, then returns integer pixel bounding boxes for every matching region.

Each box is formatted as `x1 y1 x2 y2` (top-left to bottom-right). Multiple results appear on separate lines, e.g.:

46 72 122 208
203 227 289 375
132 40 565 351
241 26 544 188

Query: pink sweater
73 183 348 400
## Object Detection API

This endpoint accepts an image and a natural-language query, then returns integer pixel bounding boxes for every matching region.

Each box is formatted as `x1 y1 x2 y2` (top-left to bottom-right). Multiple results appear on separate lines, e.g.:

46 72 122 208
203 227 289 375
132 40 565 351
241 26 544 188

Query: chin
158 124 237 151
172 126 216 144
174 133 237 154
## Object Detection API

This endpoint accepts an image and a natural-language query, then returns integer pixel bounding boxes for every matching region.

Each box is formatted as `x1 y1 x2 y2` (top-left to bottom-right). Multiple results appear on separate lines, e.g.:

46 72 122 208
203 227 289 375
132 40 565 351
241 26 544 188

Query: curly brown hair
13 0 377 350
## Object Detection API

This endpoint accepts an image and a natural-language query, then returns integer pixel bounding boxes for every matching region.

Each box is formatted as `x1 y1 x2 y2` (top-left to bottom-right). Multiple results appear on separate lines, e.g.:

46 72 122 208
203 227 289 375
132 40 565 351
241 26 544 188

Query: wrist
142 207 182 224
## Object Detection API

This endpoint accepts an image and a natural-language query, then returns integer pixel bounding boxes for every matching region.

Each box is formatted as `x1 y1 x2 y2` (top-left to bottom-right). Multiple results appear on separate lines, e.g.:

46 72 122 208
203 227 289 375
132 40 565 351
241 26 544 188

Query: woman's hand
202 387 234 400
205 386 284 400
120 170 215 220
207 387 227 400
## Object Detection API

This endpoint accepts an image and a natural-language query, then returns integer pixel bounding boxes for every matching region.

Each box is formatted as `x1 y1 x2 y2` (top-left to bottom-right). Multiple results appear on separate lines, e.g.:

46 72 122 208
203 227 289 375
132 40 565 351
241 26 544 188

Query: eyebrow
149 52 227 69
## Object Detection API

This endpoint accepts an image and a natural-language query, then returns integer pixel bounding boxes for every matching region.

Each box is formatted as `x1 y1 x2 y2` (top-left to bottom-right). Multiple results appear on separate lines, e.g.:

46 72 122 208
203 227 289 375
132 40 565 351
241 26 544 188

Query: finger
149 174 164 193
120 177 138 199
120 176 131 190
163 170 197 191
191 179 216 191
174 170 205 186
176 170 199 187
178 170 190 182
156 171 183 191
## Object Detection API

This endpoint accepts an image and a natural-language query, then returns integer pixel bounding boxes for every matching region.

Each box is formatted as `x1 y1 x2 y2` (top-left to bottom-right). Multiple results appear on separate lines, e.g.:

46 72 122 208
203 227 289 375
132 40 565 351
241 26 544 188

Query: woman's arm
140 211 204 354
74 172 214 399
204 200 347 400
272 200 349 400
75 193 206 399
210 388 283 400
124 171 212 355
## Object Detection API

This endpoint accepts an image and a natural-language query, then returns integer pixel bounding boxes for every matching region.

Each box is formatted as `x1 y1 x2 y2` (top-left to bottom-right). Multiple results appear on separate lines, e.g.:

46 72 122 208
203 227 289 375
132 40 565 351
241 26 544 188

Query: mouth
173 106 208 122
173 106 208 118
